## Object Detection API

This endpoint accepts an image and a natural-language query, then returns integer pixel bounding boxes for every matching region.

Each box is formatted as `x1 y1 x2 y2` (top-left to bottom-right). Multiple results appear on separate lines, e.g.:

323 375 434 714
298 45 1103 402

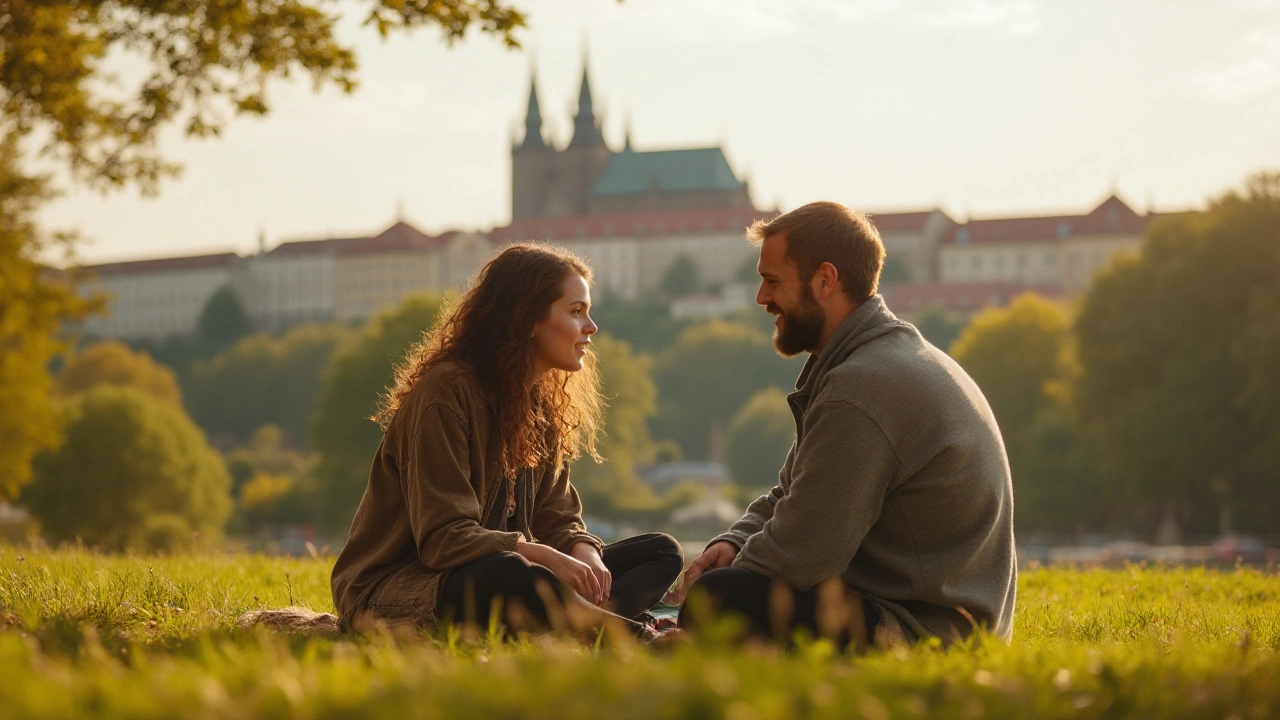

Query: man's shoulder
820 327 988 426
826 325 955 389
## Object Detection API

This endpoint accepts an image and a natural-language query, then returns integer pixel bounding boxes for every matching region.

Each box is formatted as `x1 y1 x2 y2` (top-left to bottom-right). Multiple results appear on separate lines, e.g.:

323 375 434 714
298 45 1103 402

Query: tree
736 253 761 284
1075 172 1280 536
950 294 1074 435
225 425 316 534
949 294 1103 535
58 340 183 409
880 256 911 285
569 334 662 517
914 307 965 353
725 388 794 491
0 138 95 499
22 386 232 551
0 0 536 497
651 319 802 461
196 286 252 353
590 298 692 355
660 254 700 297
185 323 351 447
1 0 525 193
311 292 444 529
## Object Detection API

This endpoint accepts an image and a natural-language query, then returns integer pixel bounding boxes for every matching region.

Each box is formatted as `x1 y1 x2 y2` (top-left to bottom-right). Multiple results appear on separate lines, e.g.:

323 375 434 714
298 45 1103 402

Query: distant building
938 195 1151 291
79 253 244 340
78 222 467 341
489 206 776 302
511 62 755 221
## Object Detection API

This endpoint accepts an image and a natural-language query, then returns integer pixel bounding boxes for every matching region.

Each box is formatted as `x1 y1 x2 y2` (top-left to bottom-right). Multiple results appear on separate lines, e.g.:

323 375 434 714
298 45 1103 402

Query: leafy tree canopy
22 386 232 551
1 0 526 192
1074 171 1280 536
0 138 95 499
949 293 1100 536
310 292 444 529
651 319 801 461
659 254 700 297
59 340 183 409
185 323 351 448
196 286 252 353
725 387 794 491
570 334 661 517
225 424 317 534
951 293 1074 437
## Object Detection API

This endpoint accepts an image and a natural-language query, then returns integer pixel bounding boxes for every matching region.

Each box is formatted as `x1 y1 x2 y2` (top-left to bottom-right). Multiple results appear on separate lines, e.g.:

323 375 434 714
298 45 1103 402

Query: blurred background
3 0 1278 566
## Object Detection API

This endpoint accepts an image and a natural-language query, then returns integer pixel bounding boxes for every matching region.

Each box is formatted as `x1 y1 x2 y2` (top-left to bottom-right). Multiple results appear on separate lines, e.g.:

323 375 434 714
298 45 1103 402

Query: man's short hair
747 202 886 302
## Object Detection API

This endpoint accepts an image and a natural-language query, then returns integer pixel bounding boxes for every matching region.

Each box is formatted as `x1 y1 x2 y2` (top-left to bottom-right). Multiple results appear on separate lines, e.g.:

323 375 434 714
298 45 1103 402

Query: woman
330 243 683 637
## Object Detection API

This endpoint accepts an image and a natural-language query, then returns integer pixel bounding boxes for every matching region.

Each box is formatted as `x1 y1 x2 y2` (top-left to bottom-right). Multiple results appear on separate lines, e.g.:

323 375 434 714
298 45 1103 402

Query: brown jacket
330 361 602 627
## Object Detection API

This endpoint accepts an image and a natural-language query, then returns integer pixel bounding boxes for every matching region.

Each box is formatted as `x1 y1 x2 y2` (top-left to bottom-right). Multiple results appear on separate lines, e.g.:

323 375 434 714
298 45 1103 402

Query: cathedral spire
520 70 546 150
569 56 604 148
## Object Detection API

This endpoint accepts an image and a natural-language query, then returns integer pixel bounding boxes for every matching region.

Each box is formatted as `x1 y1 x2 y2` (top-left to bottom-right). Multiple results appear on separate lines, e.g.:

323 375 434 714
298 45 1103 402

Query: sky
39 0 1280 264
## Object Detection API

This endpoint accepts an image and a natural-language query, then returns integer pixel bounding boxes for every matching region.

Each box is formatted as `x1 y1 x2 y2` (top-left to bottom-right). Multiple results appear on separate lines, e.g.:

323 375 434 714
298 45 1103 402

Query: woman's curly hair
373 243 602 477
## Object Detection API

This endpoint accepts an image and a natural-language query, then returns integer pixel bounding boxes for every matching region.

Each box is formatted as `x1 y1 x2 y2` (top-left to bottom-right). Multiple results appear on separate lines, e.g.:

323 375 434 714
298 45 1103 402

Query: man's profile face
755 233 826 357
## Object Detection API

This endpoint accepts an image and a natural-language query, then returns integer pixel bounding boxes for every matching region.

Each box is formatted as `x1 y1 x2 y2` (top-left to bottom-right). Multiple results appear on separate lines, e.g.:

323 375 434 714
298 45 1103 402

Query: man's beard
769 286 826 357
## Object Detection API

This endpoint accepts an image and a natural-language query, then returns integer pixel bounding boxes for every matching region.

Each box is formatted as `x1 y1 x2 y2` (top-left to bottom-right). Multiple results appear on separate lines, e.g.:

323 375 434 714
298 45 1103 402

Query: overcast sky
40 0 1280 263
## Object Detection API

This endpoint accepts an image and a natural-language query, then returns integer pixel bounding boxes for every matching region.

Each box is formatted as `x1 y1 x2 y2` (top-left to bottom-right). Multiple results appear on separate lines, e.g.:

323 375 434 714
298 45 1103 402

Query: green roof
588 147 745 197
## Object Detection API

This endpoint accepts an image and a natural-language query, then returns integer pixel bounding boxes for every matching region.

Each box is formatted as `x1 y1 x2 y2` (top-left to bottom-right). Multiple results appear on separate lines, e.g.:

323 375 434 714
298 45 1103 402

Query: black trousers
438 532 683 631
678 566 880 647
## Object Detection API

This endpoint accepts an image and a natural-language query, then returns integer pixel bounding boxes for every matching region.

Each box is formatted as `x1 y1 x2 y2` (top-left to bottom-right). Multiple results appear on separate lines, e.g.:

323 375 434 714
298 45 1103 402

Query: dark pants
438 532 683 631
678 567 880 647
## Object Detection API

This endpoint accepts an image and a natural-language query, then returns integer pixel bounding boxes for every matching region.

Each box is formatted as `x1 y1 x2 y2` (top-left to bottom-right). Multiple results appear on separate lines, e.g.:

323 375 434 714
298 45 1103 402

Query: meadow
2 544 1279 719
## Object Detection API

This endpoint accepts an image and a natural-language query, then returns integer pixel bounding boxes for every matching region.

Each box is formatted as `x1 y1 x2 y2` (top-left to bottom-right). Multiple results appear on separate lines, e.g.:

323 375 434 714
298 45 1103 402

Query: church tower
510 56 615 221
511 72 556 221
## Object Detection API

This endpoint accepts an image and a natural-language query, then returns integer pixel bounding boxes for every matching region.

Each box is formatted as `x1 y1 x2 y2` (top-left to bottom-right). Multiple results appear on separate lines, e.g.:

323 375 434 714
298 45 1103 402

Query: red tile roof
489 206 779 244
267 235 365 256
867 210 951 233
338 222 454 254
85 252 242 276
942 195 1151 246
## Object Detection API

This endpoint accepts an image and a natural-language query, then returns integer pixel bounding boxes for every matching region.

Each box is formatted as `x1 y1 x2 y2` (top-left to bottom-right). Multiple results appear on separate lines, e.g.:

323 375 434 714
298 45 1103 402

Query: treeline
950 172 1280 540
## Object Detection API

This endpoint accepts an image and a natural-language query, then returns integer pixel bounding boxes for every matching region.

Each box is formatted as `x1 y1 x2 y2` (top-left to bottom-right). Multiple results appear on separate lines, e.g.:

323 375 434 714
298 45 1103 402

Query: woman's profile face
532 274 597 375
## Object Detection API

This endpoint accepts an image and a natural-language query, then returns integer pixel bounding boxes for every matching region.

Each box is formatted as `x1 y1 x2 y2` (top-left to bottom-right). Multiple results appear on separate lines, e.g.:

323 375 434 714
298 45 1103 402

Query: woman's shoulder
404 360 487 415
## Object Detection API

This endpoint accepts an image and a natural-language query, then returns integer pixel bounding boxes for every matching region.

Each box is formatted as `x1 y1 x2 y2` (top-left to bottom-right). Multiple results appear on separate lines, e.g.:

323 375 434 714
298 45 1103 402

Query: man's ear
816 262 841 299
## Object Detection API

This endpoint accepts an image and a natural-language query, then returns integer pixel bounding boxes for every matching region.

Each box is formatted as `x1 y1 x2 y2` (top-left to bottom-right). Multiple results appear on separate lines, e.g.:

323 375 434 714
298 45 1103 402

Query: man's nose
756 281 771 306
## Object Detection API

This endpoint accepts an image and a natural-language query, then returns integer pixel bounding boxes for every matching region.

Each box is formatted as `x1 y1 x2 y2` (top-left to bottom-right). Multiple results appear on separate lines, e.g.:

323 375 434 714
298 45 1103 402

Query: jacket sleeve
530 461 603 554
709 442 794 550
733 399 904 591
401 401 522 570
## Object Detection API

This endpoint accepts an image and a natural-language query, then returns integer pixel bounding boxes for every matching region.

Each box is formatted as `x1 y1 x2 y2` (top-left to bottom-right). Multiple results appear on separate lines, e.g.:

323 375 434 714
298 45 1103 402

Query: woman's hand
569 542 611 606
516 542 604 606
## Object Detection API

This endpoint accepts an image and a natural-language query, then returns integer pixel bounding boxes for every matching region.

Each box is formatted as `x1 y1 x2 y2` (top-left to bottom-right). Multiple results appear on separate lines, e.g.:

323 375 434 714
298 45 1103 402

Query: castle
510 63 756 219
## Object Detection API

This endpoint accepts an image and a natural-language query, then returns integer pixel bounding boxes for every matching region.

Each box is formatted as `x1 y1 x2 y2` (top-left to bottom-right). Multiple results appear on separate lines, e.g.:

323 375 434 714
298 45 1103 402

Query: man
670 202 1016 646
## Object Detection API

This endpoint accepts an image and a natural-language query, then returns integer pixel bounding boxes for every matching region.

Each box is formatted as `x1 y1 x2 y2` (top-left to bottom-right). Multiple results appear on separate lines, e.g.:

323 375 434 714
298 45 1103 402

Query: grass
2 544 1280 719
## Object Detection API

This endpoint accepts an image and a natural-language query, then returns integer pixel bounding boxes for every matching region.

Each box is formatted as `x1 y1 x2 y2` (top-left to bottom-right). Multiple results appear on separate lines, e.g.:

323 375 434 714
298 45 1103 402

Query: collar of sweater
789 294 909 406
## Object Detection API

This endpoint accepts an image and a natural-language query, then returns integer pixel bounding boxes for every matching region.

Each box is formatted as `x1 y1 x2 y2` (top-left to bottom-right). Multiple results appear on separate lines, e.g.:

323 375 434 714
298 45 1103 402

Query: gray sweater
713 296 1017 642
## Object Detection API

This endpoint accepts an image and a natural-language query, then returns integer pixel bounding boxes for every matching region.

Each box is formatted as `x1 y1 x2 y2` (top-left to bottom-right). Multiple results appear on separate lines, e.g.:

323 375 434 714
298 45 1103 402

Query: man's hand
516 542 603 606
666 541 738 604
569 542 611 606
